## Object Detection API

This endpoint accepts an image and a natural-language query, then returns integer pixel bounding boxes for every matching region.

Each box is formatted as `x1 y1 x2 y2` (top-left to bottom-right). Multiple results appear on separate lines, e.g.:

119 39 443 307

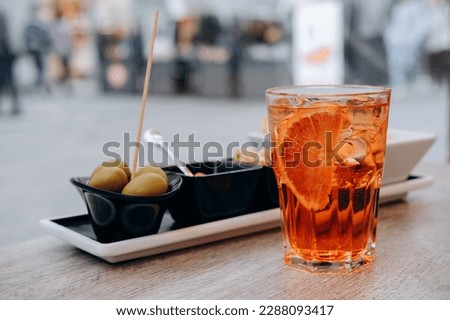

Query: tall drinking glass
266 85 391 272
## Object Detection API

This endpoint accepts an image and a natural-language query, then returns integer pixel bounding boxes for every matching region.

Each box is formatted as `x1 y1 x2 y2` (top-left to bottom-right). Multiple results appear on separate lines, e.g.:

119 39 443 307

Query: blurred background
0 0 449 244
1 0 448 96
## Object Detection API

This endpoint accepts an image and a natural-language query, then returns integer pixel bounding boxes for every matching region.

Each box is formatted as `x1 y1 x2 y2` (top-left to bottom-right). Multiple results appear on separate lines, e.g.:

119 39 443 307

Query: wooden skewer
131 10 160 179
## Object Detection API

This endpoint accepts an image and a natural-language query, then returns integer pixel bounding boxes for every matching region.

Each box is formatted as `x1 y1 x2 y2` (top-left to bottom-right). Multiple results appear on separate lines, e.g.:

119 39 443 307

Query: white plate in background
383 129 436 185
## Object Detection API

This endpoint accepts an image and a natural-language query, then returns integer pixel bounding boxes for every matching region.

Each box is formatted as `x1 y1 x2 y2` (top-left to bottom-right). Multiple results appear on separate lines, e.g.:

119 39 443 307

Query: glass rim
265 84 391 98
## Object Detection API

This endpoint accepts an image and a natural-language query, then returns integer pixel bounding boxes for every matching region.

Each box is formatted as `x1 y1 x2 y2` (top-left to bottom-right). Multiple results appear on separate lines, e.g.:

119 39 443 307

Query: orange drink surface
267 86 391 272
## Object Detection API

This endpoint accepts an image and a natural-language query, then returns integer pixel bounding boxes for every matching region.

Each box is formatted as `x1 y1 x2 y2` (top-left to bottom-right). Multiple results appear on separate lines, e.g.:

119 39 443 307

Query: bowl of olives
71 160 182 243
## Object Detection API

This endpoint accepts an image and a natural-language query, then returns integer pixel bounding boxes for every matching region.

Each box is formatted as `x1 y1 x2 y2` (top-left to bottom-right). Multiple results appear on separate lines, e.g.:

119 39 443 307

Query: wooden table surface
1 163 450 300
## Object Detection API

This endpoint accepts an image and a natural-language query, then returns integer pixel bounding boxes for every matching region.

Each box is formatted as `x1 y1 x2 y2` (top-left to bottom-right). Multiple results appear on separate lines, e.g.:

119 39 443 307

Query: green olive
89 166 128 193
91 159 131 181
135 165 168 182
122 173 168 197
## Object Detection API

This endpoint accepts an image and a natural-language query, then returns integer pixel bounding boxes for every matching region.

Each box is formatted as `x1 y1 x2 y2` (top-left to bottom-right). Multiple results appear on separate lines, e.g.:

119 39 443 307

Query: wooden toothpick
131 10 160 179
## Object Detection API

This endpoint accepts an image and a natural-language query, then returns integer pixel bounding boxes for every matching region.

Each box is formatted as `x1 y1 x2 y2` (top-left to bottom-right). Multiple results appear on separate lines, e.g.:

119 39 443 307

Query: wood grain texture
1 163 450 299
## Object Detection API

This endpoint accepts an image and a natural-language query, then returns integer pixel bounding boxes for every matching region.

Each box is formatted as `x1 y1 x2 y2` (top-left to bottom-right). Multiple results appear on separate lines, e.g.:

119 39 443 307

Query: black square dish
166 160 264 224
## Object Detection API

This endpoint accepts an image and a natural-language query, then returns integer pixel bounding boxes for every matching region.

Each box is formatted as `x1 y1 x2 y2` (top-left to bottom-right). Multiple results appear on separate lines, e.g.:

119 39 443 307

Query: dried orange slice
274 107 345 210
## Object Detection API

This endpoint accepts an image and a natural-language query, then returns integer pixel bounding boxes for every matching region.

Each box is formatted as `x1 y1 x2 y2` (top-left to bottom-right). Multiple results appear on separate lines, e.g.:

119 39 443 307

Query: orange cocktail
266 85 391 272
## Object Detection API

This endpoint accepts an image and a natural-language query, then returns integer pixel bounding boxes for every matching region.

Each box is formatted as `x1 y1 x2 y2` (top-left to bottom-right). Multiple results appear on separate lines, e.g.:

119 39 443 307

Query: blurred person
0 10 19 115
166 0 202 94
384 0 428 88
50 9 72 90
172 17 198 93
423 0 450 84
195 14 221 45
344 0 393 85
228 19 244 98
24 7 52 92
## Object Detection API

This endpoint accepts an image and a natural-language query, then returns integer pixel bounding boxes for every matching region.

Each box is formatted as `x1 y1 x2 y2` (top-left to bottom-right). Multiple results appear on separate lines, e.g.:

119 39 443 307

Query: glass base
284 253 374 273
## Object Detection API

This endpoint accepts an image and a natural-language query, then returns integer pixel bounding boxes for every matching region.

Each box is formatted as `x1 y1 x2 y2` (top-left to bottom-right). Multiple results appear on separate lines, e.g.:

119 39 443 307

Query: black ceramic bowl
70 172 182 243
165 160 264 224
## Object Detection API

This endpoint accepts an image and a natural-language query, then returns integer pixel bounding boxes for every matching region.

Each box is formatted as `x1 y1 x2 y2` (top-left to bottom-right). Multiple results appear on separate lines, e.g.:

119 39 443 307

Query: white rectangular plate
40 174 433 263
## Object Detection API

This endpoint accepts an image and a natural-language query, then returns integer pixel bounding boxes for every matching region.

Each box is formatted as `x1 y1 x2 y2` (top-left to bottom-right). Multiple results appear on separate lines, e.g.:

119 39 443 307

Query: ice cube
351 110 373 131
337 138 368 167
338 138 367 162
347 96 375 106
